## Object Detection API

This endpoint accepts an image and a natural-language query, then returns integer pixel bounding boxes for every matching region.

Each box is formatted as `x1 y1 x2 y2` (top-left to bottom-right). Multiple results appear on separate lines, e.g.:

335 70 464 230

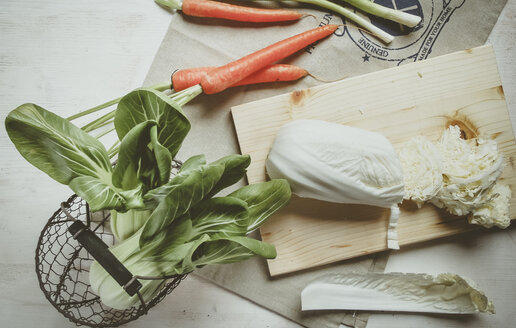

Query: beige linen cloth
143 1 507 327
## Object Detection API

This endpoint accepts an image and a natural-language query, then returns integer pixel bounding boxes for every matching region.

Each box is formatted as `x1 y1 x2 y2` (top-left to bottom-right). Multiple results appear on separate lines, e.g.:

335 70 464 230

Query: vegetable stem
292 0 394 43
82 111 115 133
341 0 421 27
108 140 121 158
67 82 171 121
67 97 121 121
169 84 203 106
95 126 115 139
154 0 183 10
240 0 394 43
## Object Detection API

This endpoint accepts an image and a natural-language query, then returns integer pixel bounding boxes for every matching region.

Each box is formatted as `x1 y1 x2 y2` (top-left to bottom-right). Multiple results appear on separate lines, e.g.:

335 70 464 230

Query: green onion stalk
340 0 421 27
289 0 397 44
262 0 421 43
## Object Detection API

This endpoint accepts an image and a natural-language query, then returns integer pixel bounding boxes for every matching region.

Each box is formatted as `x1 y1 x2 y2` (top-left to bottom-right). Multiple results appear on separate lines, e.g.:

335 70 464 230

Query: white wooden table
1 1 514 327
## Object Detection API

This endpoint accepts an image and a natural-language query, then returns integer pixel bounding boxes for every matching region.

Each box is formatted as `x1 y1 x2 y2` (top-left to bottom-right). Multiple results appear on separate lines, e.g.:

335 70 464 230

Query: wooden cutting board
231 45 516 277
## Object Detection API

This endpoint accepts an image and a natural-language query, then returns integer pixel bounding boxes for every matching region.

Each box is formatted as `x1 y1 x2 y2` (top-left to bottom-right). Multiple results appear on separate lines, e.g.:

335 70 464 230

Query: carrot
181 0 303 22
172 64 308 91
233 64 308 86
200 24 339 94
172 67 213 91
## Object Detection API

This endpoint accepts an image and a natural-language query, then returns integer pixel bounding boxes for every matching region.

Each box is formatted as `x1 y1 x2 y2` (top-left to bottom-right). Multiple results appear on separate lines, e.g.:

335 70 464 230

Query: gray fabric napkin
142 1 507 326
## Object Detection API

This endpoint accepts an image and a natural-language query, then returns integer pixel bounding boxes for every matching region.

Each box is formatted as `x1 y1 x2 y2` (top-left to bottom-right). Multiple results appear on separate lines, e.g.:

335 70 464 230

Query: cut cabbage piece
469 182 512 228
428 125 511 228
431 126 505 217
398 136 443 207
301 272 495 314
400 125 511 229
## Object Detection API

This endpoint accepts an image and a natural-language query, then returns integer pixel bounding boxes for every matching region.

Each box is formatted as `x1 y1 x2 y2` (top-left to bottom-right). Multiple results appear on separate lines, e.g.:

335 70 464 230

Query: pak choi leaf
5 103 139 211
178 154 207 174
205 154 251 197
69 176 144 212
113 120 172 193
228 179 291 233
114 88 190 158
5 103 112 185
189 197 249 238
140 162 226 245
192 235 277 267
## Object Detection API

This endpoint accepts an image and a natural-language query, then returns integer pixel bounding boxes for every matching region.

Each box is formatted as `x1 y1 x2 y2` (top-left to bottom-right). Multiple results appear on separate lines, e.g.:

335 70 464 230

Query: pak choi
90 178 291 310
5 87 293 311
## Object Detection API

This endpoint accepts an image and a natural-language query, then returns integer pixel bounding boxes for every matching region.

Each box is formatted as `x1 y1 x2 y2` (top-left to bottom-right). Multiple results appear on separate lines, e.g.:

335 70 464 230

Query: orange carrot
172 67 213 91
233 64 308 86
200 24 338 94
181 0 303 22
172 64 308 91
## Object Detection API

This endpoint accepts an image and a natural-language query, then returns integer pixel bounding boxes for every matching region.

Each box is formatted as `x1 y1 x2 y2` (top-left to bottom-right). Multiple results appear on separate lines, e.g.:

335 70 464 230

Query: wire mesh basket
35 193 187 327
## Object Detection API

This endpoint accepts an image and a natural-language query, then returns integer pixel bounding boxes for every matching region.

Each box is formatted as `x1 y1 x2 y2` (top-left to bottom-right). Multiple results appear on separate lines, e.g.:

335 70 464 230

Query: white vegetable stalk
89 228 183 310
342 0 422 27
301 272 495 314
294 0 395 44
110 209 152 241
266 120 404 248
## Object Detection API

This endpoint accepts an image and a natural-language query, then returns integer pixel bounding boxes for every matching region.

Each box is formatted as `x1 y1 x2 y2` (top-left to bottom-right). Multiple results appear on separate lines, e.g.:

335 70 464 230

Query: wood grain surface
232 45 516 276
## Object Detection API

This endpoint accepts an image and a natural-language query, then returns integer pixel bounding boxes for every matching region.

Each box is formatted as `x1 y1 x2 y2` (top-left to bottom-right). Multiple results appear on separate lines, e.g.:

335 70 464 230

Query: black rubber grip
68 221 142 296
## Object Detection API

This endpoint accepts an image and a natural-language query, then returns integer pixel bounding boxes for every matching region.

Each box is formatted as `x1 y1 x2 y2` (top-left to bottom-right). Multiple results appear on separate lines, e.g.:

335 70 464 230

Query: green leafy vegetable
5 103 112 185
140 154 252 244
113 121 172 191
177 154 207 174
140 162 227 245
6 87 292 311
192 235 277 266
90 180 289 309
189 197 249 238
229 179 291 232
5 103 141 212
113 121 158 189
206 154 251 198
114 88 190 157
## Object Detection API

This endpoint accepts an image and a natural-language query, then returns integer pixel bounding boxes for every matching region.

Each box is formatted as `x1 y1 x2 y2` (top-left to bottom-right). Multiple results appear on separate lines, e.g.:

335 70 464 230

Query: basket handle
68 220 143 296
